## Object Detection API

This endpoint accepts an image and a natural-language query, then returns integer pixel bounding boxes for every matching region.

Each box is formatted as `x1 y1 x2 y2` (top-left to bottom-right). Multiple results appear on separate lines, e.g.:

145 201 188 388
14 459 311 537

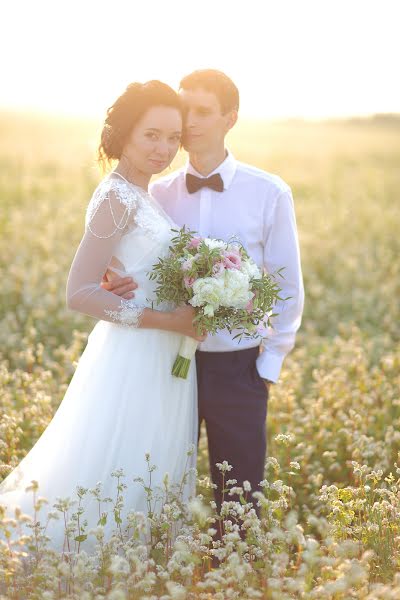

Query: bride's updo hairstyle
98 80 182 168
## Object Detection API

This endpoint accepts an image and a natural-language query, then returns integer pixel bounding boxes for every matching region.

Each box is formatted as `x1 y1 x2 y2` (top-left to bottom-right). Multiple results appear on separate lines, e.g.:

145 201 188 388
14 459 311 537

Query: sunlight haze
1 0 399 119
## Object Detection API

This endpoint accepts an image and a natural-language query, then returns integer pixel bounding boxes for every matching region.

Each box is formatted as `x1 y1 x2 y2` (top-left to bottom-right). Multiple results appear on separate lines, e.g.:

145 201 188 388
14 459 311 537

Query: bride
0 80 203 552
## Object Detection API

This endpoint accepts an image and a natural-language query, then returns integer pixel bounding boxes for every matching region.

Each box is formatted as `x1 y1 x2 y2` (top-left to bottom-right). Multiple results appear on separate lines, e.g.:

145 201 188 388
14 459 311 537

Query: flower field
0 111 399 599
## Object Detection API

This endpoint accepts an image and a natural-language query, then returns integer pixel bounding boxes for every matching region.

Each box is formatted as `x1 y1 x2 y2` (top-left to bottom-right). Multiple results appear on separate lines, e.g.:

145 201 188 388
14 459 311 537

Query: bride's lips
149 159 167 169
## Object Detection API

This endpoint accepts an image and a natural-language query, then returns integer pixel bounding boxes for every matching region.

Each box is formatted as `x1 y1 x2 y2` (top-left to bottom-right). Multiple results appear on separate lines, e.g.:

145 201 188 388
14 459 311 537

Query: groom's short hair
179 69 239 114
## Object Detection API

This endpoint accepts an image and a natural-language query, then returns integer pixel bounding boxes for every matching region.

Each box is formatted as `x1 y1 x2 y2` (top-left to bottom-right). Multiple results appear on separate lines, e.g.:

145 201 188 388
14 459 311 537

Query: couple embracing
0 69 304 551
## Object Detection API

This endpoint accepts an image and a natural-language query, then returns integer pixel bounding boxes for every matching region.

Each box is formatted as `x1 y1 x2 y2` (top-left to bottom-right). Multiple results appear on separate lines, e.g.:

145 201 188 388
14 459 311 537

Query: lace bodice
66 173 176 327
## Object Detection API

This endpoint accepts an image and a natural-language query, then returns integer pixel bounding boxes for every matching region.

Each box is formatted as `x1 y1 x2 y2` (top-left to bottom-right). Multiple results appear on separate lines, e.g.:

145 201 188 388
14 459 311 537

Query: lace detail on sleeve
85 179 142 239
104 299 144 328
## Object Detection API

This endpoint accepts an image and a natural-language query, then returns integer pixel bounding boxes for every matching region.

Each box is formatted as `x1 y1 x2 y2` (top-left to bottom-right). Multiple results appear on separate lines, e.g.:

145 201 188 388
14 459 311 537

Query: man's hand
262 379 272 392
101 269 138 299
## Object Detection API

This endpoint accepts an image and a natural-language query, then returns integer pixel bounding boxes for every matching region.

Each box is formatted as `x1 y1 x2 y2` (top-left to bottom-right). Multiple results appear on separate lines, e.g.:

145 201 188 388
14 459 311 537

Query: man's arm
256 188 304 383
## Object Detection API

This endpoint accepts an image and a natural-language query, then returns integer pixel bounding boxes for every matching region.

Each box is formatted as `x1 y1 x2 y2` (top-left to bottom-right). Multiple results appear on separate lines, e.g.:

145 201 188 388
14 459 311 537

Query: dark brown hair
98 80 182 167
179 69 239 114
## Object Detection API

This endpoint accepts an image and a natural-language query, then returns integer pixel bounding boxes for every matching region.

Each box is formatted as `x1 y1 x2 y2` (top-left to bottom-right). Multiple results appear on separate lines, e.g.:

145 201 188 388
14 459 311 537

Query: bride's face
122 106 182 174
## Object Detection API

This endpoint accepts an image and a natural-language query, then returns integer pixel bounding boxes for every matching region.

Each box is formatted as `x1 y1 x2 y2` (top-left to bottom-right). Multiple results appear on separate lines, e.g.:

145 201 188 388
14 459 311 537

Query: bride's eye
146 132 158 141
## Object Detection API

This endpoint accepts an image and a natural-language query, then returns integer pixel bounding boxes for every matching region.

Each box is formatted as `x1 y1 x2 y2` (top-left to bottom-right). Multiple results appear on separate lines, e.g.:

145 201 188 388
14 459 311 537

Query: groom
103 69 304 510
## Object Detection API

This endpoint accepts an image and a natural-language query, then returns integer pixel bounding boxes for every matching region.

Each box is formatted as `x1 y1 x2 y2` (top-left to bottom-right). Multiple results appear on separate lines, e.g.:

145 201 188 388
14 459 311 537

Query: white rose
203 238 226 251
203 304 214 317
221 270 253 309
189 277 225 309
241 258 262 279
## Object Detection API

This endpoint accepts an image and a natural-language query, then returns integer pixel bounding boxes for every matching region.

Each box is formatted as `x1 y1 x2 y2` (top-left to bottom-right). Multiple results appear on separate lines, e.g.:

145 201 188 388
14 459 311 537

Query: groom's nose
185 110 197 129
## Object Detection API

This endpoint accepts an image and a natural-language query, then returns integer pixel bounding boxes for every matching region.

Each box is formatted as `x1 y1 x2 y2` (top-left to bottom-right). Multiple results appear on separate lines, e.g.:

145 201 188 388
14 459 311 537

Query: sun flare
1 0 399 119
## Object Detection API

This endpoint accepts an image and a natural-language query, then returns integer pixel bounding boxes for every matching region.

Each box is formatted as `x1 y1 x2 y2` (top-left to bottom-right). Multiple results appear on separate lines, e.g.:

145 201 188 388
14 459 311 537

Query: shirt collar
184 149 237 190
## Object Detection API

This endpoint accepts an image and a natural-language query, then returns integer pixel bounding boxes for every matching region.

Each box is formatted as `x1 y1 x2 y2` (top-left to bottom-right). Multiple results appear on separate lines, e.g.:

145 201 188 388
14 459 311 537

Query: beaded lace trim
104 298 144 328
85 176 173 240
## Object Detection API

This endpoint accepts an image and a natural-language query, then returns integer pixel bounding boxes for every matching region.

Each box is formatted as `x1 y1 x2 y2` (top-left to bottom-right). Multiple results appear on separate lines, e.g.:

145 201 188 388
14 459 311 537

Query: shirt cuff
256 350 284 384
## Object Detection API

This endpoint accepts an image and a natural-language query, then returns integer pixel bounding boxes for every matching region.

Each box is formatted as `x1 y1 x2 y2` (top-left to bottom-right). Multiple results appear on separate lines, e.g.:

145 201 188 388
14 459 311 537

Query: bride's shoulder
92 175 144 202
85 176 144 228
90 175 147 207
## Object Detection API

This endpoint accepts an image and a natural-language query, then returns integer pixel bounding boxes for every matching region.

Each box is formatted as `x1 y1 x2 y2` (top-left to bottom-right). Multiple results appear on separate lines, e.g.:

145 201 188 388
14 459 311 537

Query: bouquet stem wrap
172 336 198 379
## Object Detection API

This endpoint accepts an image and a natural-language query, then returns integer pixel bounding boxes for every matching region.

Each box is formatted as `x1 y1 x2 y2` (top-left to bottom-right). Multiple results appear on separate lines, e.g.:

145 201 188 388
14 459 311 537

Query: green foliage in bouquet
149 227 286 341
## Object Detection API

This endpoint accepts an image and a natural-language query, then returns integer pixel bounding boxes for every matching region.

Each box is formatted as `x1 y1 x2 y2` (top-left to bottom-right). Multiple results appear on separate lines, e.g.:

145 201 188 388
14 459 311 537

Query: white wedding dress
0 173 197 552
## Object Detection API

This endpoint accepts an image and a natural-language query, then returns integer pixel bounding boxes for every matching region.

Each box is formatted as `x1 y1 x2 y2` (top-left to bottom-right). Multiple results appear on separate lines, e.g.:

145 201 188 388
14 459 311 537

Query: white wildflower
108 590 127 600
216 461 233 473
243 480 252 492
165 581 187 599
274 433 295 446
109 554 130 576
188 497 211 525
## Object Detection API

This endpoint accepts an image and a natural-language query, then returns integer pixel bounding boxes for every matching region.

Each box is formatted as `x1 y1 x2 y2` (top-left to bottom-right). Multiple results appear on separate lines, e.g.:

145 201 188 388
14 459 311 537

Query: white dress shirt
150 151 304 383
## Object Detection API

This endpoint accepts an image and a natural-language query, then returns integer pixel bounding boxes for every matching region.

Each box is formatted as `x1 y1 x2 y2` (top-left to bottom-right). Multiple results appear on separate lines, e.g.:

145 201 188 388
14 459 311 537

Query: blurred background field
1 111 400 594
1 0 400 593
1 109 399 476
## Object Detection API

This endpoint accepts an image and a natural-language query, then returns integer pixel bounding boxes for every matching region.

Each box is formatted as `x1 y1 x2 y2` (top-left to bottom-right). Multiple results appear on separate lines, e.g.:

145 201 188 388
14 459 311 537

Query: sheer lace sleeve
66 178 145 327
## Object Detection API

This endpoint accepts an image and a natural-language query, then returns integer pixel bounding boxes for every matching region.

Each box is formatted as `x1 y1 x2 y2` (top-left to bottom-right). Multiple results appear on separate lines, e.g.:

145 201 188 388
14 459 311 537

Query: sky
1 0 399 119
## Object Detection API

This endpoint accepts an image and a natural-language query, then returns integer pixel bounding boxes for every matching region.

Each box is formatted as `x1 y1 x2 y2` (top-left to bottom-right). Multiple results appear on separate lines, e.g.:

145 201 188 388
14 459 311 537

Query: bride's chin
148 160 168 173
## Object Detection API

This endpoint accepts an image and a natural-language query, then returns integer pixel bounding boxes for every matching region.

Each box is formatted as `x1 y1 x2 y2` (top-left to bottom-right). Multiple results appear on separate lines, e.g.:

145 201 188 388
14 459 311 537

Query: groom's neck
189 147 227 177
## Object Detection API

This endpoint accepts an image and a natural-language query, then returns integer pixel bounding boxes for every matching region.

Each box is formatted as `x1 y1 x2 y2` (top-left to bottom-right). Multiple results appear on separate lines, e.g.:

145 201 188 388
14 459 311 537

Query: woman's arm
67 183 204 339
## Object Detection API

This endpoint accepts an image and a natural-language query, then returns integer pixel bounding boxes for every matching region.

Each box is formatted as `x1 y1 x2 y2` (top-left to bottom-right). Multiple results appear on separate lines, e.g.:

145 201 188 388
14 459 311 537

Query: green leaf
98 514 107 526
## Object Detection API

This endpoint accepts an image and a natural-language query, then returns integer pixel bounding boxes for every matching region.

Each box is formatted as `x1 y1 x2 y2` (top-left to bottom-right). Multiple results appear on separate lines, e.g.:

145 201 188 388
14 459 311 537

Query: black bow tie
186 172 224 194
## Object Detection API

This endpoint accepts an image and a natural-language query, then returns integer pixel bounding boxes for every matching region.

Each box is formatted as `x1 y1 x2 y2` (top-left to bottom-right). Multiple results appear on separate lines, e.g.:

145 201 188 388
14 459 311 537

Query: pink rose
222 251 242 270
245 299 254 313
181 259 193 271
187 236 202 249
184 276 195 289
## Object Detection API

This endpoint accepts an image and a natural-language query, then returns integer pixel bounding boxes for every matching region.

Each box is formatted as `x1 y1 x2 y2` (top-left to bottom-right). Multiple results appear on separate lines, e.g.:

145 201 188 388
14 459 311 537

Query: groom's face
180 87 236 154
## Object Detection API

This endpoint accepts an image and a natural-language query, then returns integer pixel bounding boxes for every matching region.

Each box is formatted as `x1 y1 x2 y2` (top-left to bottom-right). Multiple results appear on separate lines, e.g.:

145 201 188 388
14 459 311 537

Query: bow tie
186 172 224 194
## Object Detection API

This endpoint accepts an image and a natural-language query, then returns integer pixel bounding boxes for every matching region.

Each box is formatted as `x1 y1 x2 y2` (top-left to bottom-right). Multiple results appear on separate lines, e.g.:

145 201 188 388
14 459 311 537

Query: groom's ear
225 109 238 132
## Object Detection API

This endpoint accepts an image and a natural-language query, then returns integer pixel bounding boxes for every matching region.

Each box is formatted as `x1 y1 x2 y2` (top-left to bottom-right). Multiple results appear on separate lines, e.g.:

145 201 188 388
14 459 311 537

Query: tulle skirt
0 321 198 552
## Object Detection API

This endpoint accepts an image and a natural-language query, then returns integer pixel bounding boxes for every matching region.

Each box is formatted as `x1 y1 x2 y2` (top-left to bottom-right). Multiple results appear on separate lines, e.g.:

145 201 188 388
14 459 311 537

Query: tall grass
0 111 399 598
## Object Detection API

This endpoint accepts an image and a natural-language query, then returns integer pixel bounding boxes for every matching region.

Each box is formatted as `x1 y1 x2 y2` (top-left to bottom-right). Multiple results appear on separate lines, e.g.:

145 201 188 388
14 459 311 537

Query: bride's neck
113 157 150 191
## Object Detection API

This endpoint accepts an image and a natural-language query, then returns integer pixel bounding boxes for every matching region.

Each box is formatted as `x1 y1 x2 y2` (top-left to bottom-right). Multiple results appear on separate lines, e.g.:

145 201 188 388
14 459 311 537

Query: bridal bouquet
149 227 284 378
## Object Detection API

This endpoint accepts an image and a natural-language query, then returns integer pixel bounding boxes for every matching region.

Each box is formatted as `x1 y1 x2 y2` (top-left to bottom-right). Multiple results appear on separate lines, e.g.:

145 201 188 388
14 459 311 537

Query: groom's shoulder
235 160 291 196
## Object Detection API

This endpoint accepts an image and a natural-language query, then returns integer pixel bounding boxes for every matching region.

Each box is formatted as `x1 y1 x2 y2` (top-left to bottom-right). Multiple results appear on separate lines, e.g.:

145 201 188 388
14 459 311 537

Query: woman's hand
169 305 207 341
